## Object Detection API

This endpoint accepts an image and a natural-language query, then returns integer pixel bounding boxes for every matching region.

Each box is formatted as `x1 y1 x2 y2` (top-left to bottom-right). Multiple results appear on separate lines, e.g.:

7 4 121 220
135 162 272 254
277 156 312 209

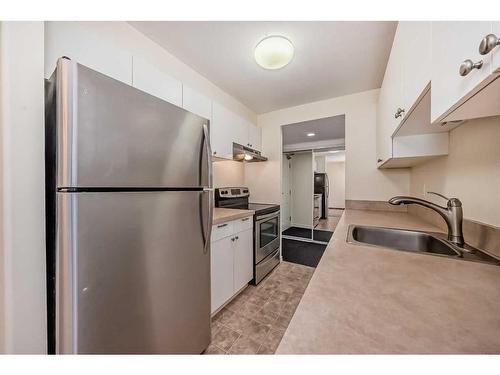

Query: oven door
255 211 280 263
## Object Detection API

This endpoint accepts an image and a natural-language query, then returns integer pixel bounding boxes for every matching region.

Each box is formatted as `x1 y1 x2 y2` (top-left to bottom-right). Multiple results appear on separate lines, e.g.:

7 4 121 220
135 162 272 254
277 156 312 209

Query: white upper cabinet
376 23 404 164
431 22 493 123
44 22 132 84
247 122 262 151
211 102 260 159
211 102 235 159
182 85 212 120
132 57 182 107
377 22 447 169
490 22 500 72
232 115 249 147
400 22 432 112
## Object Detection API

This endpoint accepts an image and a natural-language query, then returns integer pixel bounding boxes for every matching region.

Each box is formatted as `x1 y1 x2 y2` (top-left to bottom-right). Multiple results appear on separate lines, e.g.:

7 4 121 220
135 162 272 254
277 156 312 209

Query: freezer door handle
201 123 213 254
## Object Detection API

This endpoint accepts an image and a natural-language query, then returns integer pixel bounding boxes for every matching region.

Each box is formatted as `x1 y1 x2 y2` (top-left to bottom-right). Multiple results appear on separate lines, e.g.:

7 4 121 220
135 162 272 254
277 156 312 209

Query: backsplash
408 205 500 259
408 115 500 258
410 115 500 228
212 160 245 188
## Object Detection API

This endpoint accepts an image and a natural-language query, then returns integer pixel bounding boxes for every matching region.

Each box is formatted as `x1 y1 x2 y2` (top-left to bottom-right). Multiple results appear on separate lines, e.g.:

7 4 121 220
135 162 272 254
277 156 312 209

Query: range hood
232 143 268 162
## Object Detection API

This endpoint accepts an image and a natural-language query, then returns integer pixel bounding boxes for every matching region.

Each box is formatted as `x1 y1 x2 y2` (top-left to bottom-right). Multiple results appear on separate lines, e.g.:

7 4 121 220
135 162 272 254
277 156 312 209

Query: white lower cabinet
210 236 234 314
233 228 253 292
210 217 253 314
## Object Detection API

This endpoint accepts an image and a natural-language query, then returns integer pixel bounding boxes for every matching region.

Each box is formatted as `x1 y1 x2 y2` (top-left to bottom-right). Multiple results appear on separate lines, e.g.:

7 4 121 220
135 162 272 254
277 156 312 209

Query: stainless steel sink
347 225 500 266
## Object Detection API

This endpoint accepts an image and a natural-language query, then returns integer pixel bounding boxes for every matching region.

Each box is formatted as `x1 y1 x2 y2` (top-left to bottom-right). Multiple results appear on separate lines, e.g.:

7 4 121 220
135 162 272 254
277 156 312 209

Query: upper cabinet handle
459 59 483 76
479 34 500 55
394 108 405 119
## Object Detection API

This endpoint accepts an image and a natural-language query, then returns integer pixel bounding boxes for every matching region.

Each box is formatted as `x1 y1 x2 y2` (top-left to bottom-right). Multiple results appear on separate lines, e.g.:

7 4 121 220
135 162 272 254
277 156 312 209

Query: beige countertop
213 207 254 225
277 209 500 354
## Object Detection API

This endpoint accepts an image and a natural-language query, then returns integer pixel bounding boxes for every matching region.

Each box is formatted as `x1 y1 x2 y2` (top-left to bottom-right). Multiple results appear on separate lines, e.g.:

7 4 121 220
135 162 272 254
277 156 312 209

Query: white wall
410 116 500 227
326 162 346 209
213 161 245 188
44 22 256 124
290 152 313 228
0 22 47 354
245 89 410 205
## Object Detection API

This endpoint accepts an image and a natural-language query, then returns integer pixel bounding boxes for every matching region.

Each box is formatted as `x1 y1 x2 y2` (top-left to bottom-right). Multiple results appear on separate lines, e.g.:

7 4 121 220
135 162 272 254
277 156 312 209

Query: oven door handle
256 211 280 222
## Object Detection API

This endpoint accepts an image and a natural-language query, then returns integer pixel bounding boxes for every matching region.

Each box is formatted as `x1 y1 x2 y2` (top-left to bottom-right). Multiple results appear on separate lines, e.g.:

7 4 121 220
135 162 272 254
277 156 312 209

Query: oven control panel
217 187 249 198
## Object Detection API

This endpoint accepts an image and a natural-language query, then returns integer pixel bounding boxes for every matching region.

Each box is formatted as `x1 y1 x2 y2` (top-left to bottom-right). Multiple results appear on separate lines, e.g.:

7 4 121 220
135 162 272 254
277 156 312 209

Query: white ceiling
282 115 345 145
129 21 397 114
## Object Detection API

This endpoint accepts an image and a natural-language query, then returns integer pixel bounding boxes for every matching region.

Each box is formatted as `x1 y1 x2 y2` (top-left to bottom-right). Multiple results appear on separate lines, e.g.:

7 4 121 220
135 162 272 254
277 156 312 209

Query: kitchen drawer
233 216 253 233
211 221 234 242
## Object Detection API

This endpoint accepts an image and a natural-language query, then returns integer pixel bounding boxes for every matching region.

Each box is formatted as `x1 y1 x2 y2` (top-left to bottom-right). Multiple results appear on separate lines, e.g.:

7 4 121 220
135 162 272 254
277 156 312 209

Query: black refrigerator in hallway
314 173 329 219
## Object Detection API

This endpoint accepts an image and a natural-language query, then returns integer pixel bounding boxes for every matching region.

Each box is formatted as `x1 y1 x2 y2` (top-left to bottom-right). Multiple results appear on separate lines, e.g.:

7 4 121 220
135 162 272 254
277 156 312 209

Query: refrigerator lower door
56 191 211 354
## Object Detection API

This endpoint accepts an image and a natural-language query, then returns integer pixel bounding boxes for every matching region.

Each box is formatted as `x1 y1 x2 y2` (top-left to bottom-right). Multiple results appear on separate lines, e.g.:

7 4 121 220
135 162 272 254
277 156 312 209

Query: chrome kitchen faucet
389 192 464 247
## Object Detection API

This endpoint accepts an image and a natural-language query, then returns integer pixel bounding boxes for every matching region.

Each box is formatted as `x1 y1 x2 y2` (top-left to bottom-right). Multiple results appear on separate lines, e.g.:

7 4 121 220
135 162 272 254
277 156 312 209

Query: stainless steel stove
215 187 280 284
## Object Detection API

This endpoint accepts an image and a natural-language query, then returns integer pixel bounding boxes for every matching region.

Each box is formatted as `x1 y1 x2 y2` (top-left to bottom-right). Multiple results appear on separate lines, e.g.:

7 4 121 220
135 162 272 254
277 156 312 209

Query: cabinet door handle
394 108 405 119
217 223 228 228
377 158 383 163
479 34 500 55
241 217 250 222
459 59 483 76
231 237 235 242
235 236 239 240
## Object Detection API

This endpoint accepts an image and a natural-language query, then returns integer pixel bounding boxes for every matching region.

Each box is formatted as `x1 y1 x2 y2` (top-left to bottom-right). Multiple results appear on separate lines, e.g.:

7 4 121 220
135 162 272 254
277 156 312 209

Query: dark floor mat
282 226 333 243
281 239 327 268
282 226 311 239
313 229 333 242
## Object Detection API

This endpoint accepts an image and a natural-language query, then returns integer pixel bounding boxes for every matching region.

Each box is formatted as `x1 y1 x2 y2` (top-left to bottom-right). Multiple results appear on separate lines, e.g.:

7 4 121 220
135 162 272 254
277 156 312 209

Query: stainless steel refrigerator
45 57 213 354
314 173 329 219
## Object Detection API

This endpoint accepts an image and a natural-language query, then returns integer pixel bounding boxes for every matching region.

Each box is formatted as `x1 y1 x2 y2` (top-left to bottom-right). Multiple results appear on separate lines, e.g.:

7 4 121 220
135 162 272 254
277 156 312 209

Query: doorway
280 115 346 267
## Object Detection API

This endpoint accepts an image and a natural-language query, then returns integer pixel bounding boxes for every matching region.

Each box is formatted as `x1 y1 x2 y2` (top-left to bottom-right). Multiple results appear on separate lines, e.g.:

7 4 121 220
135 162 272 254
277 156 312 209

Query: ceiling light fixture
307 132 316 137
254 35 294 70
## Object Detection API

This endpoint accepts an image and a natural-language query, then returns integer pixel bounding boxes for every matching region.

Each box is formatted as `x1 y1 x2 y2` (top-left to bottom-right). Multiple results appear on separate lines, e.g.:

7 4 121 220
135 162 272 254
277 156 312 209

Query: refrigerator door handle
202 188 213 254
202 123 213 188
202 123 213 254
326 174 330 198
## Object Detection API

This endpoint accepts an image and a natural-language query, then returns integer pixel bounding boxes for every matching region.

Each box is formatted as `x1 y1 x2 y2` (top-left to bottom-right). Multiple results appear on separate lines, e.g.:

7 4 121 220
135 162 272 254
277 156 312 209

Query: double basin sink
347 225 500 266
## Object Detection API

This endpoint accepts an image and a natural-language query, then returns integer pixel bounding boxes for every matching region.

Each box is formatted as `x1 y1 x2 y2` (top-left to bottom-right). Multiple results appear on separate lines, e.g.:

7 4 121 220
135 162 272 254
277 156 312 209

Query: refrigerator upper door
56 190 211 354
56 58 209 188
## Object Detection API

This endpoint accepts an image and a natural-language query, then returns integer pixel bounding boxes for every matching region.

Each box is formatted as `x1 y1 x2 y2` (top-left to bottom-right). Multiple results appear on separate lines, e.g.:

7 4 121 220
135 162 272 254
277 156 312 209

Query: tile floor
205 261 314 354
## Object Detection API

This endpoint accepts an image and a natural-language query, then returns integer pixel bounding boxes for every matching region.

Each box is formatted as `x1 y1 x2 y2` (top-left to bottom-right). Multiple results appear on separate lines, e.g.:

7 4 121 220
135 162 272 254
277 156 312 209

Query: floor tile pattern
205 261 314 354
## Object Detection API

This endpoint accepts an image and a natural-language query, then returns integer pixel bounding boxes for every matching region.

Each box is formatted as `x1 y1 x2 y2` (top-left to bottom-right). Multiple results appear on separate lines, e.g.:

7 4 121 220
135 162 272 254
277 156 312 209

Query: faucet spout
388 195 464 247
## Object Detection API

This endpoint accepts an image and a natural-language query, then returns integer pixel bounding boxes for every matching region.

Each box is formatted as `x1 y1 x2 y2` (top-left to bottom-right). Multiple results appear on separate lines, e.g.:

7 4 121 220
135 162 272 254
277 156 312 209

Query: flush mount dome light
254 35 294 70
307 132 316 137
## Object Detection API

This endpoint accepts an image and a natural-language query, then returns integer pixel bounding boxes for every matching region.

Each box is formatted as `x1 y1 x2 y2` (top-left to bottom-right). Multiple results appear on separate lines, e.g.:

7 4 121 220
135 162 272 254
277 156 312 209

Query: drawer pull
241 217 250 222
217 223 228 228
459 59 483 76
479 33 500 55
